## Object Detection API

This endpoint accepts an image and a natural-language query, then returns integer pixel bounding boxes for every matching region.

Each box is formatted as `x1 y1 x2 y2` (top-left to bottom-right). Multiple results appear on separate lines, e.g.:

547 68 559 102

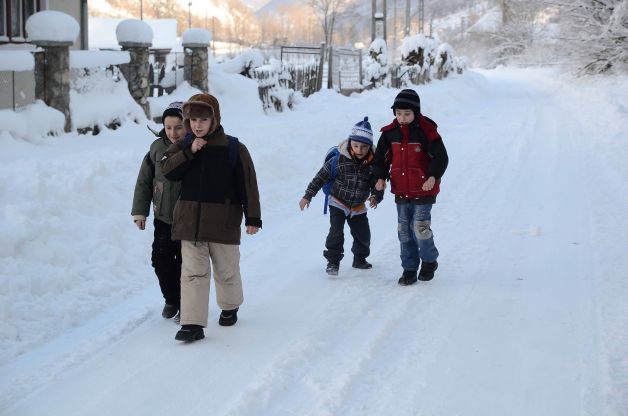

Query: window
1 0 40 42
10 0 22 39
1 3 6 38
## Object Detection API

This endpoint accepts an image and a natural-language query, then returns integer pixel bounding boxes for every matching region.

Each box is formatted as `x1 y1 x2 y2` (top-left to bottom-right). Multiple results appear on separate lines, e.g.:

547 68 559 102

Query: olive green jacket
131 130 182 224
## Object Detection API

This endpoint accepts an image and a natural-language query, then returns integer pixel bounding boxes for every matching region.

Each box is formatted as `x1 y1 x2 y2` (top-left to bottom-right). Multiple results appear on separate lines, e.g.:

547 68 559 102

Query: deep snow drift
0 67 627 416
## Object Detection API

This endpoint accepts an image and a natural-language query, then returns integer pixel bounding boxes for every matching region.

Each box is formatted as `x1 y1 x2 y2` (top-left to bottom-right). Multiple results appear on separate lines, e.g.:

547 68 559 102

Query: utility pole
405 0 410 36
383 0 387 41
418 0 424 33
140 0 143 20
372 0 387 41
372 0 376 41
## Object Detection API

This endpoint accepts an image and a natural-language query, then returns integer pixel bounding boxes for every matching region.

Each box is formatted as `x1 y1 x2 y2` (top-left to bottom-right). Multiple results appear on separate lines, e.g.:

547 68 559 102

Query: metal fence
327 46 363 92
148 51 185 97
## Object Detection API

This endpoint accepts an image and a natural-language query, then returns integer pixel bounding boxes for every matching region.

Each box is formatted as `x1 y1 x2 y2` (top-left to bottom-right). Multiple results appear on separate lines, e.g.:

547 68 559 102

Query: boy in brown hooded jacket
161 93 262 342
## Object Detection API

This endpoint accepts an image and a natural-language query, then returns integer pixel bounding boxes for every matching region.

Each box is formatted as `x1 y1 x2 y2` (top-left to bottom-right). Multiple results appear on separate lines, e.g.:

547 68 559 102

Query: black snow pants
151 218 181 308
324 206 371 264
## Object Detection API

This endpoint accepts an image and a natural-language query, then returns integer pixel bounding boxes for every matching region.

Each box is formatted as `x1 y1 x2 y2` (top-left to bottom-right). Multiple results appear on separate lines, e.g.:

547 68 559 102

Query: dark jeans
324 206 371 264
151 219 181 308
396 202 439 271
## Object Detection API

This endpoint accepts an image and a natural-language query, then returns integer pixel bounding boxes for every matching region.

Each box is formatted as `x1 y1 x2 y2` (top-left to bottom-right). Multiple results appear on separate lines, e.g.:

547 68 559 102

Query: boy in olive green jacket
132 102 185 322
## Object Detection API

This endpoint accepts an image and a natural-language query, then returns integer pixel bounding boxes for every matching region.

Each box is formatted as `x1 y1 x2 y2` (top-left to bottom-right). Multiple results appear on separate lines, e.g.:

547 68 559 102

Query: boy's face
350 141 370 159
190 117 212 138
395 108 415 125
163 116 185 144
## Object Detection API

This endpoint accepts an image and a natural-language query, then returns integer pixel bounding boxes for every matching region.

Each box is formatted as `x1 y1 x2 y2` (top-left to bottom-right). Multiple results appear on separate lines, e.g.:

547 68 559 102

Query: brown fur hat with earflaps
182 93 221 135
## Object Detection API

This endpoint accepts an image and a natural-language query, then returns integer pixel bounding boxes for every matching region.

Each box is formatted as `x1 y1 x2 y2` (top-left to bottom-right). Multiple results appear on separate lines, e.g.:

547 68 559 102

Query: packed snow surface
0 67 627 416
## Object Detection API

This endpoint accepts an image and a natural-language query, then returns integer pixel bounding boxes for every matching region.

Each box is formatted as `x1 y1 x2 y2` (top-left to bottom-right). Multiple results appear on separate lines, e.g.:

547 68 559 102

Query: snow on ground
0 67 627 416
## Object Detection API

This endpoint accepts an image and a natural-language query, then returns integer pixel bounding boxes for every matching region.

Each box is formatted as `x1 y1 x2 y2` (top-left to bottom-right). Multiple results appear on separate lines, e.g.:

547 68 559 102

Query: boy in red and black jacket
373 89 449 286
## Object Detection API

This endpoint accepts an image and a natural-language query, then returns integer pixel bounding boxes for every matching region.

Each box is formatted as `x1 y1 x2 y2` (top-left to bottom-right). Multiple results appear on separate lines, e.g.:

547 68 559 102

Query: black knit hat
162 101 184 122
391 88 421 116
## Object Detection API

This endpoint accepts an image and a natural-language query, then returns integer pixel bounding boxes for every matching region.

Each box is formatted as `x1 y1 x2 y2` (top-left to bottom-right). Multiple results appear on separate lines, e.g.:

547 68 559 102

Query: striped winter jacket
303 140 384 208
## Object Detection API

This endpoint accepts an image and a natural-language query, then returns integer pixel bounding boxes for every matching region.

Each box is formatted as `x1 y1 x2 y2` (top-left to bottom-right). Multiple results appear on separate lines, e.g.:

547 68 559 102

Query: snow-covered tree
363 38 388 88
489 0 545 66
553 0 628 74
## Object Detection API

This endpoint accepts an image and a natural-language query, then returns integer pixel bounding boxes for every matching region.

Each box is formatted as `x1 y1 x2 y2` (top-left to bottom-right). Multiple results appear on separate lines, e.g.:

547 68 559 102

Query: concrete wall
0 71 36 110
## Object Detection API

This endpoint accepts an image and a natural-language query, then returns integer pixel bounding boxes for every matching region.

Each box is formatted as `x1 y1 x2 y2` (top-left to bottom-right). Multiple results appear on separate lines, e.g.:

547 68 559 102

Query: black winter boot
398 270 418 286
418 261 438 281
352 257 373 269
175 325 204 342
326 262 339 276
218 308 239 326
162 303 178 319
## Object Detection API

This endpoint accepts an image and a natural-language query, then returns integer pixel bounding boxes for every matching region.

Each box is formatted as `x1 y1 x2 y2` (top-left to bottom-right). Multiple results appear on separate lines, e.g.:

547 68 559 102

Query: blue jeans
396 203 439 271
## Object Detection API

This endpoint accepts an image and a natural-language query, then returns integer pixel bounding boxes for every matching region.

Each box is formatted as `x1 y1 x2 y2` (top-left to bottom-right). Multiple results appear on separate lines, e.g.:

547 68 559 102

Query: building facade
1 0 88 110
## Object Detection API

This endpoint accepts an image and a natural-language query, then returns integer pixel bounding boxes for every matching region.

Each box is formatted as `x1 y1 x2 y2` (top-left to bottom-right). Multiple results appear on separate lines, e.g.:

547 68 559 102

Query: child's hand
299 198 310 210
375 179 386 191
246 226 259 235
191 138 207 153
369 196 378 209
134 219 146 230
422 176 436 191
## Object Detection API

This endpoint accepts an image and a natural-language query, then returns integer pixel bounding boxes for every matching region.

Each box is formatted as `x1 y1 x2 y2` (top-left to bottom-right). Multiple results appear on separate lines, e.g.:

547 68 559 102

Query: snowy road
1 68 626 415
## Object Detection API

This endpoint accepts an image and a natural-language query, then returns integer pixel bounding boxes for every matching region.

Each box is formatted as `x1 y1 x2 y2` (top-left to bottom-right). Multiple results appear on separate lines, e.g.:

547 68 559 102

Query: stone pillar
183 43 209 93
33 41 72 132
118 41 151 118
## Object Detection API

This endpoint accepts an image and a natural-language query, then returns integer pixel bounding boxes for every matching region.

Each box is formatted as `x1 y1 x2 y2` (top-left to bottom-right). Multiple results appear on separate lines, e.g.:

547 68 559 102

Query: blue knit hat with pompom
348 116 373 146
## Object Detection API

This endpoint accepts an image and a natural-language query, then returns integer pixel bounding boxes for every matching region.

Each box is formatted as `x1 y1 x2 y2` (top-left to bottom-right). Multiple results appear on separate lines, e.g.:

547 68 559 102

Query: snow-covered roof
25 11 79 45
182 28 212 46
89 18 177 50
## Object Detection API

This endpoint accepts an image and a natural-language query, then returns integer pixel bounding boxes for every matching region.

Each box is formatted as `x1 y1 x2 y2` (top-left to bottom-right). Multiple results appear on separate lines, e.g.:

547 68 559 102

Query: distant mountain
257 0 302 15
241 0 271 11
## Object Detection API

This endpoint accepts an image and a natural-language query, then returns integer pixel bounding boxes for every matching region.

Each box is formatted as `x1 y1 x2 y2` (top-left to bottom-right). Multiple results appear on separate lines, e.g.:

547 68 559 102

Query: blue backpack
322 146 340 214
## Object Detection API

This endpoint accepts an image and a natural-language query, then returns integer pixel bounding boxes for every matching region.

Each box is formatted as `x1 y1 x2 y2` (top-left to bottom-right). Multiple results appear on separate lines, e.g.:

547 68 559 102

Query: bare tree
151 0 179 18
309 0 350 47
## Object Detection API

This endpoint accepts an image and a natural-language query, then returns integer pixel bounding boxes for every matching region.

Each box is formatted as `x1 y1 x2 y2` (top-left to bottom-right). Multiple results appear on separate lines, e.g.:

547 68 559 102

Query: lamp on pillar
188 2 192 28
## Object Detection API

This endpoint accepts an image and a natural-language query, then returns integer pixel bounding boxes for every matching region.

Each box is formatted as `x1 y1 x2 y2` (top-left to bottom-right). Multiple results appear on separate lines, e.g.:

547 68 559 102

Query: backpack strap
323 152 340 215
182 132 194 147
227 135 239 168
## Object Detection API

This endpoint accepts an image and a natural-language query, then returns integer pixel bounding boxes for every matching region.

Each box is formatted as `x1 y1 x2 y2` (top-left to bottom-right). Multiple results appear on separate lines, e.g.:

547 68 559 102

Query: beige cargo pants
179 240 244 327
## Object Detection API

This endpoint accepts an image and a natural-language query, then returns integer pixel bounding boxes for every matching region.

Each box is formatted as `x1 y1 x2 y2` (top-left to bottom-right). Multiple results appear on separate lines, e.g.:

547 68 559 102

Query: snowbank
70 69 147 130
0 50 34 71
0 101 65 140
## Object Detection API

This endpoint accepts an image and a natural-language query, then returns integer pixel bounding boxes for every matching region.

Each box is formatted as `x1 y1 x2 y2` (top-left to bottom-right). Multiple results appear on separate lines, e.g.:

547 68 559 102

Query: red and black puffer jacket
373 115 448 201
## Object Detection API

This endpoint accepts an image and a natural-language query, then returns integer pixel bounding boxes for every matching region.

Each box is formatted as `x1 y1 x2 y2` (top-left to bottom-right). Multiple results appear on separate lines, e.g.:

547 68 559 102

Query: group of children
132 88 448 343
